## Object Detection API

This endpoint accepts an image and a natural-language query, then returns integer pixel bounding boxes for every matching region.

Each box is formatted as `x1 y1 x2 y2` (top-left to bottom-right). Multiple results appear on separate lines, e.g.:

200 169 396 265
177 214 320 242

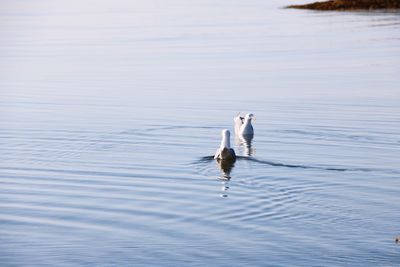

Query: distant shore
287 0 400 10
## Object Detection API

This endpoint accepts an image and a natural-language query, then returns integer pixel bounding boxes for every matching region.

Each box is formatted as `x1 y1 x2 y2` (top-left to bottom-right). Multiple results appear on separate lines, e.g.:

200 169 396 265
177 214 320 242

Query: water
1 0 400 266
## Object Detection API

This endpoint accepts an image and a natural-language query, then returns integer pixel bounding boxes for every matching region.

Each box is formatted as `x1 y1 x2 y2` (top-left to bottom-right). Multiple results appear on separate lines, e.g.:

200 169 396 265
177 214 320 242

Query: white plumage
214 129 236 161
234 113 255 136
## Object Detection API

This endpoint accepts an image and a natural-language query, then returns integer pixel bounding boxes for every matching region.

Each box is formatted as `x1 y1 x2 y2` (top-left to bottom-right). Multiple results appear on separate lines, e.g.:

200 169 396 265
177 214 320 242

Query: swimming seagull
214 129 236 161
234 113 255 136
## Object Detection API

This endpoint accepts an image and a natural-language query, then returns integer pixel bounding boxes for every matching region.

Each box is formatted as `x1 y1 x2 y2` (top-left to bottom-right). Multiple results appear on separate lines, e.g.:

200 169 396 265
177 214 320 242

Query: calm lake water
1 0 400 266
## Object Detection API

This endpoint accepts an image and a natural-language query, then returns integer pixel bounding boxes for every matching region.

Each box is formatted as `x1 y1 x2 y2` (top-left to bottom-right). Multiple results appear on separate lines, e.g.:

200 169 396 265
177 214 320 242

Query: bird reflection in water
235 133 255 157
216 158 235 197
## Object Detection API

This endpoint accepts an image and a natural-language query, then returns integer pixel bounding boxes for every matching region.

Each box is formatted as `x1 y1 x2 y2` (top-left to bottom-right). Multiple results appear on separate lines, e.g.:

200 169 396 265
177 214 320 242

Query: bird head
245 113 255 121
221 129 231 138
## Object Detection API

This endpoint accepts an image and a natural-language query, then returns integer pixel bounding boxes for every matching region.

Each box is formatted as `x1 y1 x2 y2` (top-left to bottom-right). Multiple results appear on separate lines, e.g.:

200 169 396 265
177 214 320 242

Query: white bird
234 113 255 136
214 129 236 161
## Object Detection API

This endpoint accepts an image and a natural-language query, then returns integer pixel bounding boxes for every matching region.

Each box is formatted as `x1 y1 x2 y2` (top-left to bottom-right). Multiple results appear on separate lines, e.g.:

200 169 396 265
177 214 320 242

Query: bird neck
221 135 230 149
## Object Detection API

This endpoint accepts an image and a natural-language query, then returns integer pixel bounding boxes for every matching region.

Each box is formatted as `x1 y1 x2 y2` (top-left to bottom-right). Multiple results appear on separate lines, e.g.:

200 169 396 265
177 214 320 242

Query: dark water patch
248 158 358 172
197 156 216 162
195 156 373 172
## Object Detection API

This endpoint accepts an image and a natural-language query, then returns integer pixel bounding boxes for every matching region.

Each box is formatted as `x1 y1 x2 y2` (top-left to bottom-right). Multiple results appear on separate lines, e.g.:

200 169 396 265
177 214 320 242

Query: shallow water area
1 0 400 266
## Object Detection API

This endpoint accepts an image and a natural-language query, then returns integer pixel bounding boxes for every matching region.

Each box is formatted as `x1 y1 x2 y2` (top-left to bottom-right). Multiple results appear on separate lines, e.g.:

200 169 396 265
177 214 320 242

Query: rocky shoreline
287 0 400 10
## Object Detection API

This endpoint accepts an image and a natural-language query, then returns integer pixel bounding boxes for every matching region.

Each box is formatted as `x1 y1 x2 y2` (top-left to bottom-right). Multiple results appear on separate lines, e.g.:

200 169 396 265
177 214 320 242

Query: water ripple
194 156 375 173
